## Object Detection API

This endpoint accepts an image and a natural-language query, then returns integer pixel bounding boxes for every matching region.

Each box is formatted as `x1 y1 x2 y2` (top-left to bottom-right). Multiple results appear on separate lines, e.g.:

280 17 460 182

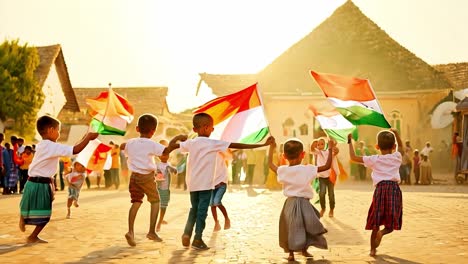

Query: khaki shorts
129 172 160 204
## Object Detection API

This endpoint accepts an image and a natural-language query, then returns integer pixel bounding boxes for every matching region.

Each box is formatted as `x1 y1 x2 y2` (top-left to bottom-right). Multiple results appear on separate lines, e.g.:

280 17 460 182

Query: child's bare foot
369 248 377 257
66 213 71 219
302 249 313 258
375 230 383 248
156 225 161 232
329 209 334 217
224 218 231 230
146 232 163 242
125 232 136 247
162 220 168 225
73 201 79 207
19 217 25 232
213 221 221 231
320 209 325 217
287 252 295 261
181 234 191 247
27 236 48 243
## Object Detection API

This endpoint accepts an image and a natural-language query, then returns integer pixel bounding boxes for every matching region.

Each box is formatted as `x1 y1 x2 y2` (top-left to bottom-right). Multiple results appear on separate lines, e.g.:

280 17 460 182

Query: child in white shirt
268 137 335 261
65 161 87 219
348 129 403 257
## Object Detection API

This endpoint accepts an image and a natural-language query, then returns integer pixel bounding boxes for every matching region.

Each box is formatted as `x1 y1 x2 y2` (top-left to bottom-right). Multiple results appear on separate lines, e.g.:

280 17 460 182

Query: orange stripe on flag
194 83 261 125
310 71 375 101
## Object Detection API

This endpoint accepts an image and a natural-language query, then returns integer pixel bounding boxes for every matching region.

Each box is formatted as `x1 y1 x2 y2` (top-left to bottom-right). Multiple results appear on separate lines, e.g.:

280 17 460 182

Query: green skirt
20 181 53 226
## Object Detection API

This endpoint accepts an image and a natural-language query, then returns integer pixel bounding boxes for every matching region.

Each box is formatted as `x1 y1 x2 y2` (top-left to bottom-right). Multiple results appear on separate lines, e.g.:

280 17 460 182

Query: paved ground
1 175 467 263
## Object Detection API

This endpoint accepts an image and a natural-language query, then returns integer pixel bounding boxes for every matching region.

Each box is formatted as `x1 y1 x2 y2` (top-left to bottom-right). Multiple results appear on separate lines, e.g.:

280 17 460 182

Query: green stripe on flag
336 106 391 128
239 127 269 144
324 127 358 143
90 118 126 136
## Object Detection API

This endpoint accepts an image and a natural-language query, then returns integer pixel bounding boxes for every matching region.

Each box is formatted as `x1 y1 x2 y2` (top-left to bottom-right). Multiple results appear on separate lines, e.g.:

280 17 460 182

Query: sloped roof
35 44 79 112
201 0 452 96
433 63 468 89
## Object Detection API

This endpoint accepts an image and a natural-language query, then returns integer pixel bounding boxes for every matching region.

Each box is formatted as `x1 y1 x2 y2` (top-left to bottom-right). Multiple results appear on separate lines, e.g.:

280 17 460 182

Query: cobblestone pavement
1 180 467 263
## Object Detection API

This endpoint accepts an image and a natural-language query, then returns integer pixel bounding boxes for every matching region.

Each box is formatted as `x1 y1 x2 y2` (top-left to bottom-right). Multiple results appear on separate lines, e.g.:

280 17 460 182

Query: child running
268 137 333 261
155 140 178 232
65 161 87 219
19 115 98 243
122 114 186 247
347 129 403 257
180 113 273 250
211 150 232 232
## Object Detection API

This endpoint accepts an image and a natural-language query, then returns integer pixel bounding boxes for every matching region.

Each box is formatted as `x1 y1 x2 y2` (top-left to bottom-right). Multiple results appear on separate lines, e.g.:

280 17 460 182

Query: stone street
1 179 467 263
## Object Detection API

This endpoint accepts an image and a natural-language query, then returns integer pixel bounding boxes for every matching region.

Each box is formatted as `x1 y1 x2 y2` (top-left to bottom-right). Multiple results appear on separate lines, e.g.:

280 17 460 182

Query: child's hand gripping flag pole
193 83 270 143
310 71 391 128
86 83 135 136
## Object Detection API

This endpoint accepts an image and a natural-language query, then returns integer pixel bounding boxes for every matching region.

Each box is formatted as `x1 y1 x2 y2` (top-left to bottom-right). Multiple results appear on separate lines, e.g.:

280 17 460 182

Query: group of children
18 113 404 260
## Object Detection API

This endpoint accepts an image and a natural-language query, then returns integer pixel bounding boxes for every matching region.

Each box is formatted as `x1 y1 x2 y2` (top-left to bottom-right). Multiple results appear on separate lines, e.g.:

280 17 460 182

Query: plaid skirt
279 197 328 252
366 180 402 230
20 178 53 226
158 189 170 208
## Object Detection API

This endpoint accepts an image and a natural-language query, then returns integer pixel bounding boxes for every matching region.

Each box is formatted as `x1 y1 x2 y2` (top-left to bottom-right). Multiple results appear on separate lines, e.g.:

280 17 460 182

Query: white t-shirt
277 165 318 199
312 149 338 178
363 151 402 186
213 151 231 186
124 138 165 174
28 140 73 178
420 146 433 157
179 137 230 192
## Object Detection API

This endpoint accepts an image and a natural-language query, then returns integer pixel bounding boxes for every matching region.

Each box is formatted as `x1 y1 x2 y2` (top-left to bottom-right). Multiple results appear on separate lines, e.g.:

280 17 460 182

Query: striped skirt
366 180 403 230
279 197 328 252
158 189 170 208
20 179 53 226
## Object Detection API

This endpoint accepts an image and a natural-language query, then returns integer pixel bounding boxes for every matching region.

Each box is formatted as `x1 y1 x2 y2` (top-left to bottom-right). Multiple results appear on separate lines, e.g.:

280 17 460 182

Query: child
211 150 232 232
413 149 420 184
155 140 178 232
121 114 186 247
347 129 403 257
19 115 98 243
268 137 333 261
310 137 339 217
65 161 87 219
419 154 431 185
180 113 273 250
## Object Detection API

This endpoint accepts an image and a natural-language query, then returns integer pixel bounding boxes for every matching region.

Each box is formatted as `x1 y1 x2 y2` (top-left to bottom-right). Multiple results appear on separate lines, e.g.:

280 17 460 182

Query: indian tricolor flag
310 71 391 128
194 83 269 143
86 88 134 136
75 139 112 172
310 106 358 143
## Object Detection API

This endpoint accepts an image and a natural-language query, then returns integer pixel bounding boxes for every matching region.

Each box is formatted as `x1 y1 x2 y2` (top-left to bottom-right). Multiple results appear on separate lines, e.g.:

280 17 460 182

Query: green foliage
0 39 43 136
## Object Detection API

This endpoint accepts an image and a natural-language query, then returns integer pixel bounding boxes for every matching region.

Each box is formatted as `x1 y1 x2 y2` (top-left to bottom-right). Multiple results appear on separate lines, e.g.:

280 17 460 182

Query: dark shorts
129 172 160 204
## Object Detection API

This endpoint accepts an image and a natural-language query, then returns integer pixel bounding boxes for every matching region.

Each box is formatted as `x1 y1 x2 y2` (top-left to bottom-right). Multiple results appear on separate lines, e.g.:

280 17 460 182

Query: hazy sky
1 0 468 112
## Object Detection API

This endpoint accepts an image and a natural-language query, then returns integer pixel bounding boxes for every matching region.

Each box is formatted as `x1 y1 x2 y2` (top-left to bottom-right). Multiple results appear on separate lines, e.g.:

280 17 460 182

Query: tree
0 39 43 136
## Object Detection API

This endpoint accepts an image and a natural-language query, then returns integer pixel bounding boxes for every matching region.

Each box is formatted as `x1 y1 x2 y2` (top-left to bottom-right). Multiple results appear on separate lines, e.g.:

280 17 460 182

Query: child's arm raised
73 132 99 155
348 134 364 163
318 139 335 172
390 128 404 155
229 136 274 149
268 137 278 174
163 134 188 155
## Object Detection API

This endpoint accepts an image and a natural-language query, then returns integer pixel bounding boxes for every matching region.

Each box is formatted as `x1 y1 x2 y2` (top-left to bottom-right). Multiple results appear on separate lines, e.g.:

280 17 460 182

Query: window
299 123 308 136
389 110 402 134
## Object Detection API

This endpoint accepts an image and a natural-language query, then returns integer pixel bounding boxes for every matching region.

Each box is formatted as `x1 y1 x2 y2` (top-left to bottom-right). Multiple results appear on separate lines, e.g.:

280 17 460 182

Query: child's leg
19 215 25 232
146 201 162 241
318 178 327 216
370 229 378 256
66 198 73 218
302 248 312 258
375 227 393 248
125 202 141 246
211 206 221 231
288 250 295 261
182 192 199 246
27 224 47 243
218 204 230 229
156 207 166 232
327 179 335 217
193 190 212 241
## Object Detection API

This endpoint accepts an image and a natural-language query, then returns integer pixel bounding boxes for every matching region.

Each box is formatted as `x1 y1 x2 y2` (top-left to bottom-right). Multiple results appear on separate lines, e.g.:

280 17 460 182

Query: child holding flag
180 113 273 250
268 136 332 261
347 129 403 257
19 115 98 243
122 114 187 247
65 161 87 219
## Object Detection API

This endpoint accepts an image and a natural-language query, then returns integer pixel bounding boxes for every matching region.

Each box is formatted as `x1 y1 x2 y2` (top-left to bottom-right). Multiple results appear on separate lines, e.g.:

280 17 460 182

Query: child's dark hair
36 115 60 136
283 138 304 160
193 113 213 128
377 130 396 150
25 145 33 152
137 114 158 134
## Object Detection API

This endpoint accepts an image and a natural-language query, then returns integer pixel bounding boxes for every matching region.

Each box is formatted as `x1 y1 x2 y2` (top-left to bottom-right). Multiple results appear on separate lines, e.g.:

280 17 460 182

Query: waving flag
75 139 112 172
310 71 390 128
86 88 134 136
194 83 269 143
309 106 358 143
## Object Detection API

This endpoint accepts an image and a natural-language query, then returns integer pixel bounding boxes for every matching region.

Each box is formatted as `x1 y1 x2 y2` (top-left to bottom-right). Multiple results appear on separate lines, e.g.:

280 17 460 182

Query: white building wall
37 64 67 118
